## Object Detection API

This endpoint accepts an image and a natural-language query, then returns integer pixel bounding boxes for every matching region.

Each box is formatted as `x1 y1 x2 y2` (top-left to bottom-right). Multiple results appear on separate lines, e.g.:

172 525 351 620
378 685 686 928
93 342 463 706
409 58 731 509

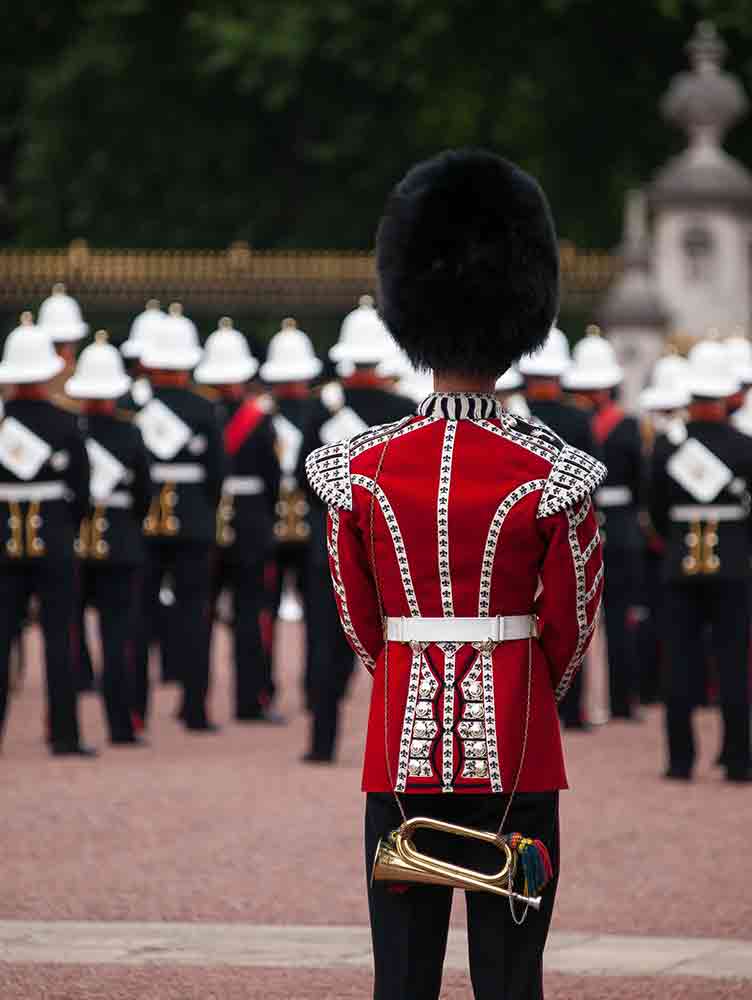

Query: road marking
0 922 749 979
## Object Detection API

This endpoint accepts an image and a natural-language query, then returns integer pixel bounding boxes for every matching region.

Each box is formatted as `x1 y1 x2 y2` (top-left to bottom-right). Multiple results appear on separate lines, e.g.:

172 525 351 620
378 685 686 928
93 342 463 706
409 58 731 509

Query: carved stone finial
661 21 747 149
282 317 297 330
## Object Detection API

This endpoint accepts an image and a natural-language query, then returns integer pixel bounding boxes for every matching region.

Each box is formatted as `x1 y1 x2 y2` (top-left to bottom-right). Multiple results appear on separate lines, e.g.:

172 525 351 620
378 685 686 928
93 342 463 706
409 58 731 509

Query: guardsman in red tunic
306 150 606 1000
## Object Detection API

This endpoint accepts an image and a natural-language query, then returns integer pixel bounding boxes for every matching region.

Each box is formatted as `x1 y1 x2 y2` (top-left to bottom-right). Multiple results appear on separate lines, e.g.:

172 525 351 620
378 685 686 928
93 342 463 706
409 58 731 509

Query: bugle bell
371 816 542 910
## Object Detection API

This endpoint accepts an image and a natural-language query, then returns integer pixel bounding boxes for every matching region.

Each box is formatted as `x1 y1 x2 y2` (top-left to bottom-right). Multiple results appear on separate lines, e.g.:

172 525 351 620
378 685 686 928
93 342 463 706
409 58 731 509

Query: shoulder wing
537 443 607 519
305 439 352 510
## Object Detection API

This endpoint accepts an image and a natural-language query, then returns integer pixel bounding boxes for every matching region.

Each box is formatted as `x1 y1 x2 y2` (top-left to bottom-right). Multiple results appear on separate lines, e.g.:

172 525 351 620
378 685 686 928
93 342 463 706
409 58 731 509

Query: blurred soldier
136 304 225 731
258 318 322 664
724 333 752 417
650 341 752 783
299 295 414 763
36 282 88 377
194 319 282 722
37 283 93 688
564 328 644 721
518 327 600 729
637 354 691 704
119 299 167 411
0 314 95 755
65 333 153 745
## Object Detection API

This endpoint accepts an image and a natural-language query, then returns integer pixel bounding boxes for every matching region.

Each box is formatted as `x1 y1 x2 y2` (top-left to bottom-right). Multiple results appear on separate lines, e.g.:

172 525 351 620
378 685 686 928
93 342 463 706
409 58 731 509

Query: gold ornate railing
0 238 618 313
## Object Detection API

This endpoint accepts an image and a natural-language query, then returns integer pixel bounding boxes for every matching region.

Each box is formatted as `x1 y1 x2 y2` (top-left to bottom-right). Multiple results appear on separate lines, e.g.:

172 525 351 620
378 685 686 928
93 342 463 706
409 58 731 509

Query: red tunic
306 392 606 794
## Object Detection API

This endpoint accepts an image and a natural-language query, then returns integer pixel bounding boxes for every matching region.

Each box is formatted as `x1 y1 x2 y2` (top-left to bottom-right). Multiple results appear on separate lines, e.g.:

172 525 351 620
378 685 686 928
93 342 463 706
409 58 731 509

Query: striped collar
417 392 503 421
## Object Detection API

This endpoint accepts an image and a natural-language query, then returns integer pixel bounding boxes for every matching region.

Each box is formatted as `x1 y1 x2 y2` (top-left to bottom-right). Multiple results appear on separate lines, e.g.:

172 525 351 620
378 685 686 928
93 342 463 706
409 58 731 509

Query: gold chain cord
367 417 533 840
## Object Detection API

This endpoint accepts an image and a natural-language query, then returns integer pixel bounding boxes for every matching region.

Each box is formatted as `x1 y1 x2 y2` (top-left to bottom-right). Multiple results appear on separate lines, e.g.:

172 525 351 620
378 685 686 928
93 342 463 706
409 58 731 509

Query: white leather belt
150 463 206 484
669 504 746 522
386 614 537 643
223 475 265 496
92 490 132 509
596 486 633 507
0 482 66 502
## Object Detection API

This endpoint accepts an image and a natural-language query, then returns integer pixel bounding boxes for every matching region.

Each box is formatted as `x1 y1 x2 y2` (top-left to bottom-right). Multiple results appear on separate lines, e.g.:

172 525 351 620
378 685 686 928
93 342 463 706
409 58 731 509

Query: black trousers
306 557 355 757
664 579 751 777
273 542 311 700
602 547 642 718
212 555 270 717
141 541 213 728
0 559 81 746
366 791 559 1000
81 564 140 741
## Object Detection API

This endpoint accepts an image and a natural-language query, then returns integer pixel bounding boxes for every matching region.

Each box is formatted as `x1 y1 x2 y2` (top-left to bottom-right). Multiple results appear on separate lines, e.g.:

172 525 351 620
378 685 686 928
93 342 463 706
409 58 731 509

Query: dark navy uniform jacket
0 398 89 564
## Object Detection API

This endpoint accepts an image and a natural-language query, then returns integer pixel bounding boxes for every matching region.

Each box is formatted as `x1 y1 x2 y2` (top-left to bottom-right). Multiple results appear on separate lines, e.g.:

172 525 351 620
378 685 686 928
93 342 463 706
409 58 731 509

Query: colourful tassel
504 833 553 896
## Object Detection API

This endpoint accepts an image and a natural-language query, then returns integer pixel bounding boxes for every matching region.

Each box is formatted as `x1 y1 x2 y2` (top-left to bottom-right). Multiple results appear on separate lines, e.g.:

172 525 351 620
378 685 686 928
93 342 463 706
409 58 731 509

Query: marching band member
119 299 167 411
258 319 322 687
66 333 153 745
564 329 644 721
519 326 600 729
135 304 225 731
194 319 282 723
649 340 752 782
298 297 414 764
306 150 606 1000
0 314 95 755
36 283 88 377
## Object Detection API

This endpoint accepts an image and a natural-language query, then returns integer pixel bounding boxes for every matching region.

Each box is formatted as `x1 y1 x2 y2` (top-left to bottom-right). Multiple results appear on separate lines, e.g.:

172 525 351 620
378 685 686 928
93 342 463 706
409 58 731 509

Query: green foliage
2 0 752 251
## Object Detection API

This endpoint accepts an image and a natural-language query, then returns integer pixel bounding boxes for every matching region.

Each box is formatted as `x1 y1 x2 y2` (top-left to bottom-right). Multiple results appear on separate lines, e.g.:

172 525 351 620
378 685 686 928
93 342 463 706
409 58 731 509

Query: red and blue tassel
504 833 554 896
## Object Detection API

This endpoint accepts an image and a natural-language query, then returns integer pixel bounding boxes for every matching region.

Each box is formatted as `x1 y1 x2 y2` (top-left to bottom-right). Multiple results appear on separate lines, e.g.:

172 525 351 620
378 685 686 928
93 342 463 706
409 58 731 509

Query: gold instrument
372 816 541 909
216 492 236 547
6 501 23 558
143 483 180 537
682 518 720 575
274 483 310 543
6 500 46 559
89 505 110 559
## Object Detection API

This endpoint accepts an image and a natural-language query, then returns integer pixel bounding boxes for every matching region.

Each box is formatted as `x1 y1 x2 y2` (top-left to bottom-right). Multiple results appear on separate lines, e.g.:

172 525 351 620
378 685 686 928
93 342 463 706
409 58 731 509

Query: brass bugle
371 816 542 910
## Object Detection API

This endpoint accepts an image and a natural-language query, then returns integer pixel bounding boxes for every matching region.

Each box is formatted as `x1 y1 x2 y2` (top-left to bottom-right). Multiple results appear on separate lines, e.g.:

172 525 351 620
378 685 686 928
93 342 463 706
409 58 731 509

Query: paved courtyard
2 620 751 998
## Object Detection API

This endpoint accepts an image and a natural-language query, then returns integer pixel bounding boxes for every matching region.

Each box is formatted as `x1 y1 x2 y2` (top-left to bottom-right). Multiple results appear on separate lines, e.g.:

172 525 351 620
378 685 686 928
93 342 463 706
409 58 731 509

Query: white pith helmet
686 339 740 399
139 302 203 370
36 283 88 343
65 331 132 399
194 317 259 384
562 326 623 391
329 294 397 366
259 318 322 383
0 312 65 384
725 333 752 386
495 366 524 392
638 353 691 412
518 326 571 378
121 299 166 360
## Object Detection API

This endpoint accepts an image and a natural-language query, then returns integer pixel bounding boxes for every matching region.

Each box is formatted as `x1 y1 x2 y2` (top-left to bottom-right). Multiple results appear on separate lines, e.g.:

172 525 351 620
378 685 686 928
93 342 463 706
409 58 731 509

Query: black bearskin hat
375 149 559 376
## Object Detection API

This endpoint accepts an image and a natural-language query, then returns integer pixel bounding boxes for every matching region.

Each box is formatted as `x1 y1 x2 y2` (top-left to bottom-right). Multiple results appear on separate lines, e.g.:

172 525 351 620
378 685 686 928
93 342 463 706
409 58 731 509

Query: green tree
3 0 752 251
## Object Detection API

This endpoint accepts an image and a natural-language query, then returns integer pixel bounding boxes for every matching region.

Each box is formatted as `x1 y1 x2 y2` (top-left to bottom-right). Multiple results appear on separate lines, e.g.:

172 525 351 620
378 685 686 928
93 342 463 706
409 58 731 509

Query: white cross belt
386 614 537 644
596 485 633 507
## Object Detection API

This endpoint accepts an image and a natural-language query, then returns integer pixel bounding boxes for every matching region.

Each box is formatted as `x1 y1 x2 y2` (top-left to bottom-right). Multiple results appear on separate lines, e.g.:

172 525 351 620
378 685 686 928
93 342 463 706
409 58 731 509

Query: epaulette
305 439 352 510
189 384 220 402
537 444 607 519
114 408 135 423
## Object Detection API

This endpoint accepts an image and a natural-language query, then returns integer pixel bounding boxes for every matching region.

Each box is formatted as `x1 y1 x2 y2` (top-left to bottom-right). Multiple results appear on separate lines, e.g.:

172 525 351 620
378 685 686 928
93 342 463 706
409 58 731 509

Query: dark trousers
273 542 310 699
141 541 213 728
306 557 355 757
366 791 559 1000
0 559 81 747
664 579 751 777
212 556 270 717
82 564 140 741
603 547 642 718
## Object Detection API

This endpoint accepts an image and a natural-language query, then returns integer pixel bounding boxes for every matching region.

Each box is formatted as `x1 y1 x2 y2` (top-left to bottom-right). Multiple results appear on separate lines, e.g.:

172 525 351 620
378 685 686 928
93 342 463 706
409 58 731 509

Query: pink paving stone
2 620 751 939
0 967 749 1000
